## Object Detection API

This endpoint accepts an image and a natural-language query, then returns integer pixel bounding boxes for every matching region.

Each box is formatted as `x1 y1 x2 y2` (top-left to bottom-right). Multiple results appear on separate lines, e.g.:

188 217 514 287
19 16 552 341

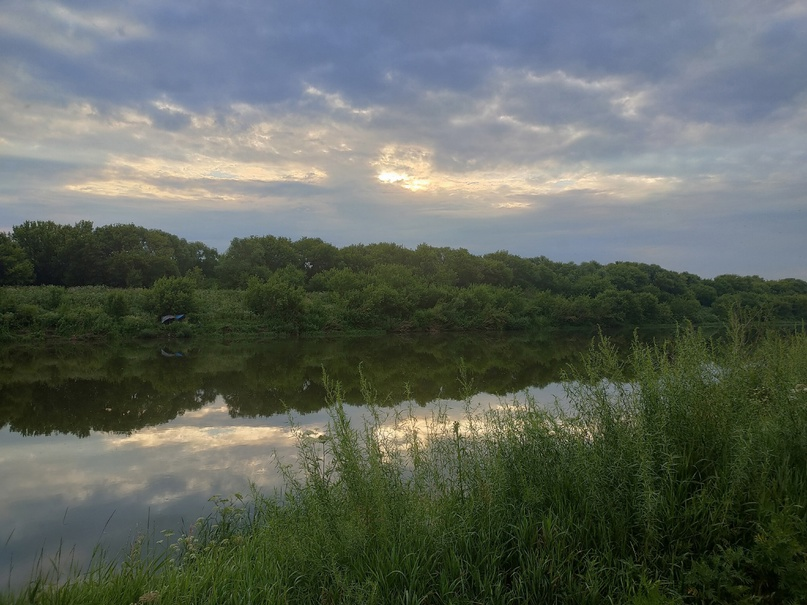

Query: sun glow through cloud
0 0 805 278
64 153 328 202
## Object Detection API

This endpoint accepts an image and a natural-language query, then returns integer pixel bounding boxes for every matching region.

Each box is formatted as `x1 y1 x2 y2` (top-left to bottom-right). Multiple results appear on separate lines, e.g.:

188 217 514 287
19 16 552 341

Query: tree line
0 220 218 288
2 220 806 333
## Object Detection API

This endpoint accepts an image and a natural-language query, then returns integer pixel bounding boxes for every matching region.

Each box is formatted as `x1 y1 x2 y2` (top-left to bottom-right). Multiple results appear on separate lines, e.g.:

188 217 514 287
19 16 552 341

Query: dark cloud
3 0 795 136
2 0 806 279
0 156 80 184
657 8 807 122
0 0 718 107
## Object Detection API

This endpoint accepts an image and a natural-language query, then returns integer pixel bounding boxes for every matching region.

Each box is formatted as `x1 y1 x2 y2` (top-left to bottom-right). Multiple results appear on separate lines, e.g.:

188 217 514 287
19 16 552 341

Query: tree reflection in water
0 331 646 437
0 330 660 590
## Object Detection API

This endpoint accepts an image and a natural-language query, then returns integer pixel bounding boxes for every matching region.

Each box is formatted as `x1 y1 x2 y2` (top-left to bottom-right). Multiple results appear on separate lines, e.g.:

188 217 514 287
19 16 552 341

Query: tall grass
3 323 806 604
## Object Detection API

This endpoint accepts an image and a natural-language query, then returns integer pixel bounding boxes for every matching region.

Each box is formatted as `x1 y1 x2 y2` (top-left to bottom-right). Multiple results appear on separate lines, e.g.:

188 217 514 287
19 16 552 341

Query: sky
1 0 805 280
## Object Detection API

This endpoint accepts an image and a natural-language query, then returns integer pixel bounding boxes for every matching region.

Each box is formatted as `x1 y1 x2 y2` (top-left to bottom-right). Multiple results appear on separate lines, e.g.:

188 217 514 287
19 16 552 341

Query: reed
3 323 806 604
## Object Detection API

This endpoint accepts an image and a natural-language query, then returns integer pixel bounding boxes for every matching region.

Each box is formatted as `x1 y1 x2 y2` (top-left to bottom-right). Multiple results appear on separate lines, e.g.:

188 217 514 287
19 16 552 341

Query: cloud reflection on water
1 384 568 589
2 331 599 590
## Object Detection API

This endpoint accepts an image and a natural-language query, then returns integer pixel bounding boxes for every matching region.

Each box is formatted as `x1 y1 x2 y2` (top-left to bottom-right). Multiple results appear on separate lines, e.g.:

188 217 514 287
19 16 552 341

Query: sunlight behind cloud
3 83 684 220
1 0 805 277
377 171 431 191
373 144 436 192
372 140 678 208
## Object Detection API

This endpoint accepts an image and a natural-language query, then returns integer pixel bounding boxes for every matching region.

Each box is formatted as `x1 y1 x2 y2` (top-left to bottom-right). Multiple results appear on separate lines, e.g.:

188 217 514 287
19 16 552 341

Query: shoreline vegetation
2 321 806 603
2 221 806 341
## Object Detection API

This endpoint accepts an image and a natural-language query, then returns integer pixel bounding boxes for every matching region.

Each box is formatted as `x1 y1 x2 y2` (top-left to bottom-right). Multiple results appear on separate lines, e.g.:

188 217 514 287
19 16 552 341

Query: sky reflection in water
0 332 618 589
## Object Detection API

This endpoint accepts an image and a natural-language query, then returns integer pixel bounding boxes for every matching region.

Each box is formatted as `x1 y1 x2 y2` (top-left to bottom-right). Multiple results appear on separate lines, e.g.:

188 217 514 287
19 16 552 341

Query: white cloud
0 0 805 278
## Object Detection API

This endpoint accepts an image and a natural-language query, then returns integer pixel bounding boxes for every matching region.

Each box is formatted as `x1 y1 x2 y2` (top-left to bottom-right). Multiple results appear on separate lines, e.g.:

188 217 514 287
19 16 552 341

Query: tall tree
63 220 105 286
12 220 71 285
293 237 339 278
94 224 183 287
0 232 35 285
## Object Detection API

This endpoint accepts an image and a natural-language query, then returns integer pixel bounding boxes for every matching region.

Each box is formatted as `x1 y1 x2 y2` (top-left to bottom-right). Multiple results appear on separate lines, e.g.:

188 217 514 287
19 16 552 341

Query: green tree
567 261 609 296
359 283 412 328
532 257 569 294
0 232 35 285
651 268 689 299
369 264 420 291
713 274 768 297
217 236 299 288
12 220 71 284
293 237 339 278
95 224 181 287
363 242 417 268
484 250 542 289
170 238 218 278
446 248 486 287
62 220 105 286
590 289 634 326
148 276 197 317
668 295 705 321
95 224 146 286
308 267 366 294
604 262 651 291
691 282 718 307
413 244 457 287
188 241 219 278
769 278 807 296
245 269 306 331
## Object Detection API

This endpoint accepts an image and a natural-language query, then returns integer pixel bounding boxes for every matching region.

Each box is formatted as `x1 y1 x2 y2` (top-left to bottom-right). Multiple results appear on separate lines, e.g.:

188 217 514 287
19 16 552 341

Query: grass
1 284 699 342
3 320 807 603
0 286 250 341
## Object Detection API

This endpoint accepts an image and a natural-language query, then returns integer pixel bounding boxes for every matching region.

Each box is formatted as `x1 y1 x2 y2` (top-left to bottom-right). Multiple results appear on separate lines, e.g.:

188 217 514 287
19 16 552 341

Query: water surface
0 330 637 589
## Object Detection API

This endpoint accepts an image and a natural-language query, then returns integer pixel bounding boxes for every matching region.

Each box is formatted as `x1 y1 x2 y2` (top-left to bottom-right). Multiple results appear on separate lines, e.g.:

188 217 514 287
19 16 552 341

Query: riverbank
3 322 806 604
0 285 245 342
0 282 729 343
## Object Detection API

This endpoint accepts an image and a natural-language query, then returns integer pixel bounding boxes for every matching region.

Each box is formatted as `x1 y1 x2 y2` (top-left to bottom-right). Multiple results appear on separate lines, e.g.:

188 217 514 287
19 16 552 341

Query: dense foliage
1 220 806 338
4 324 806 603
2 221 217 288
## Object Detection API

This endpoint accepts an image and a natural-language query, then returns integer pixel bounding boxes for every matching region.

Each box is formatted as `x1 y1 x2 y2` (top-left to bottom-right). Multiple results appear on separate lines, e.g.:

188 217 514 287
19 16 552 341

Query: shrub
103 291 128 318
245 274 305 332
147 277 197 318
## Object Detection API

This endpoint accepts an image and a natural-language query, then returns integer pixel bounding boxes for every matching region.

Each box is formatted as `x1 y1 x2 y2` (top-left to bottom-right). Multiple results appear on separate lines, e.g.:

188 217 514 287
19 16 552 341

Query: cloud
0 1 149 56
1 0 805 278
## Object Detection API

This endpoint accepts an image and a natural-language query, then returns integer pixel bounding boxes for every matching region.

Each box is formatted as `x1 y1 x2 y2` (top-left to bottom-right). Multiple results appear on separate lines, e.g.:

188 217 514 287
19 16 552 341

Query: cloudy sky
1 0 805 279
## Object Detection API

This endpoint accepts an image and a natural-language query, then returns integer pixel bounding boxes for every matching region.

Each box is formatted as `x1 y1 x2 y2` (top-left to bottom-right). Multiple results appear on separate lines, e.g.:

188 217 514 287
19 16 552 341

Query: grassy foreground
4 322 807 604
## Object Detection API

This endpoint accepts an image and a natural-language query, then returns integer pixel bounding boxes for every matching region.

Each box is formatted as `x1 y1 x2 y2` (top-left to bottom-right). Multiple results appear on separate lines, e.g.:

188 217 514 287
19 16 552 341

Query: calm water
0 330 640 589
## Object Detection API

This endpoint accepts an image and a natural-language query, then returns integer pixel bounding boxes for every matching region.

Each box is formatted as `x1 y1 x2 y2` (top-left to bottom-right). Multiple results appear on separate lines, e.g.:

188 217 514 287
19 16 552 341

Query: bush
103 291 128 318
12 303 41 328
147 277 197 318
245 274 305 332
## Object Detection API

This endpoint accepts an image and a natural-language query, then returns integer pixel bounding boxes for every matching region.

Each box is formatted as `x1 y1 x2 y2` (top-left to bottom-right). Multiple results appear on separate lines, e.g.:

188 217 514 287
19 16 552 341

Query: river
0 330 643 590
